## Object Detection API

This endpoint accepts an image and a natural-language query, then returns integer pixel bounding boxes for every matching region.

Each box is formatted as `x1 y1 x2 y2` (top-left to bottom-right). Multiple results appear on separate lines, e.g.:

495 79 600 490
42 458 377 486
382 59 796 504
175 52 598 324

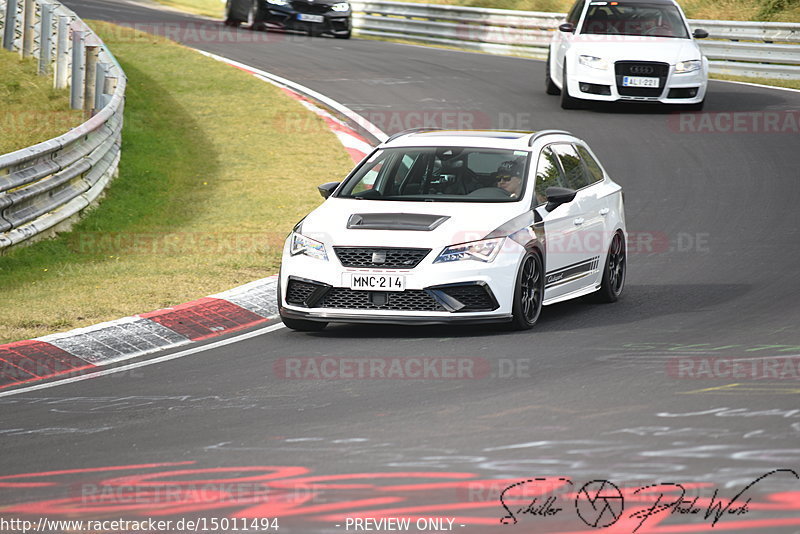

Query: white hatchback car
547 0 709 109
278 130 627 331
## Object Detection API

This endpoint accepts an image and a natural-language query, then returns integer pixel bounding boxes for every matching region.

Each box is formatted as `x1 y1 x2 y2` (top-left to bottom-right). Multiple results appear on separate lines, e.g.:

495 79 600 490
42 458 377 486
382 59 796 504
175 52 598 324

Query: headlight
267 0 289 5
434 238 505 264
675 60 702 73
578 55 609 70
290 232 328 261
331 1 349 11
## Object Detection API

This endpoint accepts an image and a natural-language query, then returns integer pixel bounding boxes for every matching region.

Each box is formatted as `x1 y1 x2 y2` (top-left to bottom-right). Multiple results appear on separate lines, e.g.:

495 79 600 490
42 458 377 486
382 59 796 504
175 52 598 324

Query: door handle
599 208 610 216
574 218 585 226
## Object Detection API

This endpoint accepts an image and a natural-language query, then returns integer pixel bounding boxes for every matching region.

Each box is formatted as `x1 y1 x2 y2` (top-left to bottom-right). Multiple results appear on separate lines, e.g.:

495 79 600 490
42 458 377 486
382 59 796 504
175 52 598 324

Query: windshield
336 147 531 202
581 2 689 38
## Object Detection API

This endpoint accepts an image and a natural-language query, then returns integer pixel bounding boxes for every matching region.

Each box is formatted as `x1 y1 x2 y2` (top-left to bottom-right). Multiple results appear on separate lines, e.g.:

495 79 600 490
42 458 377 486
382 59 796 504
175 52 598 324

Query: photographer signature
499 468 798 531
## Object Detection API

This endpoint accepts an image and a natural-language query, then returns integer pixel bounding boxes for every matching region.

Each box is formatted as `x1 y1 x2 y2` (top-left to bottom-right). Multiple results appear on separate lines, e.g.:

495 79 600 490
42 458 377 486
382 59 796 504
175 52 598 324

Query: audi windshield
336 147 531 202
581 2 690 39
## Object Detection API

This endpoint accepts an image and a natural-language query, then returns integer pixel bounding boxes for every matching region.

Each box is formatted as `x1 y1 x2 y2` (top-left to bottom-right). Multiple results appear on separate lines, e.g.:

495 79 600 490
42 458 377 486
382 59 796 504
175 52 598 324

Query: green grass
155 0 225 18
0 21 353 343
0 50 83 155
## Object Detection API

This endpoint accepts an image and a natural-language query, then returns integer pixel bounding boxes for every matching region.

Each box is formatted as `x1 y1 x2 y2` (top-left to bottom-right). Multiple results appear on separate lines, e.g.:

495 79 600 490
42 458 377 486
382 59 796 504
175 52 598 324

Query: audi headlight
331 1 350 11
267 0 289 5
290 233 328 261
578 55 609 70
434 238 505 264
675 60 702 73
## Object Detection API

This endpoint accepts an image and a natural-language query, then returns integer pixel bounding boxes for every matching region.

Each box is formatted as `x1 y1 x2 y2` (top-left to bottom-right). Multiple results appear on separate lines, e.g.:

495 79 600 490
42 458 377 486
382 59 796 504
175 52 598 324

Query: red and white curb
0 276 279 392
0 57 387 394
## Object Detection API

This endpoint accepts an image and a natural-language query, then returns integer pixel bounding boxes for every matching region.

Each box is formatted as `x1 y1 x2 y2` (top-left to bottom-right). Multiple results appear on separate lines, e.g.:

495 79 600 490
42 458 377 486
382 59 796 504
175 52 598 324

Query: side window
552 143 590 190
566 0 585 26
576 145 604 185
534 147 566 206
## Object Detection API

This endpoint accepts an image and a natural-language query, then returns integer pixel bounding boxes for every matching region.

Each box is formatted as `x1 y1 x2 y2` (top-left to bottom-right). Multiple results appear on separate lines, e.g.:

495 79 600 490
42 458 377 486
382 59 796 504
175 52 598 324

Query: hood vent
347 213 450 231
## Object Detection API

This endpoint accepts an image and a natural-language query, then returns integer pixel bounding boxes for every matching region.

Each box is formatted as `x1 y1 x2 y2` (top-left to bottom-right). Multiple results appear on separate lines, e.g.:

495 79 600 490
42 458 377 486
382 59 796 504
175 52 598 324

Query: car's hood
298 198 527 249
571 36 702 64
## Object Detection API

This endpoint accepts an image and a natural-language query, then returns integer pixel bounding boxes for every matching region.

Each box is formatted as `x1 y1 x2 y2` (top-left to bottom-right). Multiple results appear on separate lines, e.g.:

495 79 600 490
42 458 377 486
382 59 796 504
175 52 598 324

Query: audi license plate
297 13 324 23
347 274 406 292
622 76 660 88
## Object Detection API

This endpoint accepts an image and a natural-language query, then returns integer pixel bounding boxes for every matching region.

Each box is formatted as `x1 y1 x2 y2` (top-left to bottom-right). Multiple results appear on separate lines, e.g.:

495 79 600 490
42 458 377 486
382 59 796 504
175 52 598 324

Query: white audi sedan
278 130 627 331
546 0 709 109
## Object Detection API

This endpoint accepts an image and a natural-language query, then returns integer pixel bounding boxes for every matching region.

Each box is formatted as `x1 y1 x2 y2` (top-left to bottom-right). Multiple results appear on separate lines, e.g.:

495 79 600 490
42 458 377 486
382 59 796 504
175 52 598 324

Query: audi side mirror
693 28 709 39
559 23 576 33
545 186 577 212
318 182 340 199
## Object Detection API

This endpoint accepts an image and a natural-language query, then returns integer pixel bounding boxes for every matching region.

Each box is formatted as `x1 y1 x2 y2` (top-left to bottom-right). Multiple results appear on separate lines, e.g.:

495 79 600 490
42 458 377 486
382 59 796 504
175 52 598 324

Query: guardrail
350 0 800 80
0 0 125 250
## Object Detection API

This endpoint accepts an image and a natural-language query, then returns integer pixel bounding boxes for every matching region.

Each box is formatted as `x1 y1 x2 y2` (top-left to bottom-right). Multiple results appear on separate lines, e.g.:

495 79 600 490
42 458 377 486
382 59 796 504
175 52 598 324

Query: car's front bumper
262 3 351 35
279 239 524 325
566 61 708 104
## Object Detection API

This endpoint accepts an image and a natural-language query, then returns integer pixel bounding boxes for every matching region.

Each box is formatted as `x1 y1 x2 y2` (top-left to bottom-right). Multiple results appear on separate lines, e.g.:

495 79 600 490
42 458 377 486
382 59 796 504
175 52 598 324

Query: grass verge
0 50 83 155
0 21 353 343
711 74 800 91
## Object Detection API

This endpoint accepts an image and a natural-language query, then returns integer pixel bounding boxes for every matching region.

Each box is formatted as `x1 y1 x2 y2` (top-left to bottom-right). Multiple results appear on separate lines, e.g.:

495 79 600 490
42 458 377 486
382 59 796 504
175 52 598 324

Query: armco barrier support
350 0 800 79
0 0 126 250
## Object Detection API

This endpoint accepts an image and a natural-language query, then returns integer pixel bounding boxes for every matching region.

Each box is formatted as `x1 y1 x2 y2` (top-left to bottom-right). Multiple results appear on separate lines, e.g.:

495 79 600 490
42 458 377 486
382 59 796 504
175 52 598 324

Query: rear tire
508 252 544 330
247 0 265 30
560 66 582 110
593 232 626 303
545 52 561 95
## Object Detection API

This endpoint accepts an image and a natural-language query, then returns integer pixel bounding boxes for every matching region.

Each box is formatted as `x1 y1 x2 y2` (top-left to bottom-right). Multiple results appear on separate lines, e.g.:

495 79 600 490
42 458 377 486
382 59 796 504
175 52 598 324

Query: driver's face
497 174 522 196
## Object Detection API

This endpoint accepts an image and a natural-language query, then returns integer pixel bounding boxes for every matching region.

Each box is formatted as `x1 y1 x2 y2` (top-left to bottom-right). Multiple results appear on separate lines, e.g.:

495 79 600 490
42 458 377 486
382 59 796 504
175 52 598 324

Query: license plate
622 76 660 88
297 13 324 23
347 274 406 292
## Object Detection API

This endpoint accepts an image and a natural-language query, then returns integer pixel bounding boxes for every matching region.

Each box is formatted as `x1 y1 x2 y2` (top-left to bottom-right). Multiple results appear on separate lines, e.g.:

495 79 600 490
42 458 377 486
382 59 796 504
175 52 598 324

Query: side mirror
318 182 340 199
559 22 576 33
545 186 577 212
693 28 709 39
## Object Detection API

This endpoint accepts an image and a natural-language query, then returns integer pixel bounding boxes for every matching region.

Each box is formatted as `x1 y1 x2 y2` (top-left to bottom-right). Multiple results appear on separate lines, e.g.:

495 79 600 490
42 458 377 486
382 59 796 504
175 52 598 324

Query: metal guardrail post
54 13 68 88
2 0 17 51
94 61 107 113
70 28 84 110
84 44 98 117
39 1 52 74
21 0 34 57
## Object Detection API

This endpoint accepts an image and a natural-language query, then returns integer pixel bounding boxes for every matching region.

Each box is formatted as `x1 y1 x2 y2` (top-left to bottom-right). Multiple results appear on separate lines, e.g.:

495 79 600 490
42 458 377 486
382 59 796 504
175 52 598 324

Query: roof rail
528 130 573 147
385 127 444 143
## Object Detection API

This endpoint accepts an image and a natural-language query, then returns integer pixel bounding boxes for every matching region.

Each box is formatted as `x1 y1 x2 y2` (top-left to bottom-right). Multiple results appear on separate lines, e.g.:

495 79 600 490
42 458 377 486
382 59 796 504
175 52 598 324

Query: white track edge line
0 323 286 398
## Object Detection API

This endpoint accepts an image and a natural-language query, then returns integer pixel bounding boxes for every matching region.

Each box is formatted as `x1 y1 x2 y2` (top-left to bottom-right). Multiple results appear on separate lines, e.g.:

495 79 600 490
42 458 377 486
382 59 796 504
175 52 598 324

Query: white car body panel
279 130 627 326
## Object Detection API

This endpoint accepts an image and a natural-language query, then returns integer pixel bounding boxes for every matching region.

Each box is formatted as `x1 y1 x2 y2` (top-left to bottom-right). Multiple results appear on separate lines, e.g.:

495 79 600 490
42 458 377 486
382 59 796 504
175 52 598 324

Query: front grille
291 0 331 14
615 61 668 97
286 280 322 305
334 247 431 269
320 288 445 312
440 285 498 311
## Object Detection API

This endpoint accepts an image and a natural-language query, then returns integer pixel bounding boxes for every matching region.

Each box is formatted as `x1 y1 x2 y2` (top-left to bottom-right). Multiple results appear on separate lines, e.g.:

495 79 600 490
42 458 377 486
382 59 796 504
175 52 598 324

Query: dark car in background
225 0 352 38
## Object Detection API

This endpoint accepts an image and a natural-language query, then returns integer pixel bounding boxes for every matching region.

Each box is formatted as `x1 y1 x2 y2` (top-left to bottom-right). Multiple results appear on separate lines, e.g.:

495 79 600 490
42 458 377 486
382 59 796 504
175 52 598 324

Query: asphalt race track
2 1 800 531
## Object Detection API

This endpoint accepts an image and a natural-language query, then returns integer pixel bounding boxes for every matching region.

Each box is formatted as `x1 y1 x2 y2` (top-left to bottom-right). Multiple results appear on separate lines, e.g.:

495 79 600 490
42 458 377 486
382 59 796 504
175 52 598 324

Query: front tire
560 66 582 110
509 252 544 330
224 0 244 26
334 30 352 39
685 99 705 112
545 52 561 95
594 232 626 303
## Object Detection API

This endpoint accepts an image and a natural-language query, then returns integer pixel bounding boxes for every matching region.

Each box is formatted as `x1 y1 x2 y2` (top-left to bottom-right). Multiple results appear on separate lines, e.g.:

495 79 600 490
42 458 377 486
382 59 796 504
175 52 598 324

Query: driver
495 160 524 198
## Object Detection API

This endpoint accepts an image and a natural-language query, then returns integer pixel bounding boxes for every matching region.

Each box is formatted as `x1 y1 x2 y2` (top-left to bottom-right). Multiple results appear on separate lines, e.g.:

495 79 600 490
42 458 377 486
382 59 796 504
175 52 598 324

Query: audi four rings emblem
630 66 655 75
